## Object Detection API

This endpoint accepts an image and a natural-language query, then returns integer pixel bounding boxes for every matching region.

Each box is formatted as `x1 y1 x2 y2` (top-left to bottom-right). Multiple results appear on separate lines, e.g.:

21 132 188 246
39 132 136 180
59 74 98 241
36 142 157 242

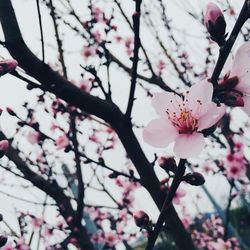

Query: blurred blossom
56 135 69 149
27 130 40 144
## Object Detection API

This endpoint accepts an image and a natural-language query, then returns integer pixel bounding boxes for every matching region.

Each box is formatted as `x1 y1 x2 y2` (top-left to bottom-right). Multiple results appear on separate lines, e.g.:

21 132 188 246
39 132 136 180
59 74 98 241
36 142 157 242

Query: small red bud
158 156 177 173
133 210 150 228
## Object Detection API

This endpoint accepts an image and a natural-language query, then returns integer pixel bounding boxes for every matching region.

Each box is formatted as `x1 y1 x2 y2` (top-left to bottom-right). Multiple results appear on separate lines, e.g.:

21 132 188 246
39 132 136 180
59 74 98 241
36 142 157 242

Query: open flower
143 80 225 158
223 41 250 113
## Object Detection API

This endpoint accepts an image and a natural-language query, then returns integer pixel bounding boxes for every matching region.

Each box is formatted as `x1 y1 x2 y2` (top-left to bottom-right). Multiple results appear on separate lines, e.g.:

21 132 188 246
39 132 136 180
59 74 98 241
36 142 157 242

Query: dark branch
125 0 142 121
146 159 187 250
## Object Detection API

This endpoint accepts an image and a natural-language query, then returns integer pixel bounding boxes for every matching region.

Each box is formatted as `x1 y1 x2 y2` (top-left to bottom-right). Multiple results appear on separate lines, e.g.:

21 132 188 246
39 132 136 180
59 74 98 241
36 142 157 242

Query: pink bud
204 3 226 45
0 140 9 158
158 156 177 173
204 3 223 27
0 59 18 76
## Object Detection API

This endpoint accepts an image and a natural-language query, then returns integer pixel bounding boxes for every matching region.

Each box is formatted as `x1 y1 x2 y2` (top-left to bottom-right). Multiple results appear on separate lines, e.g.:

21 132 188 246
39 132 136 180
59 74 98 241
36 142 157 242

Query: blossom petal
242 95 250 114
143 118 177 147
152 92 183 117
186 80 213 116
173 133 205 158
197 102 226 131
231 41 250 94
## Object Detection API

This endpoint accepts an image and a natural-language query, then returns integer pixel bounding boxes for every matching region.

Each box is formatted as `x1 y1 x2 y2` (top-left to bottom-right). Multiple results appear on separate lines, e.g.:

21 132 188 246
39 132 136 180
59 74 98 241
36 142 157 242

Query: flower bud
220 76 239 90
184 172 205 186
0 236 7 247
6 107 16 116
204 3 226 45
133 210 150 228
218 90 244 107
0 140 9 158
158 156 177 173
108 172 119 179
0 59 18 76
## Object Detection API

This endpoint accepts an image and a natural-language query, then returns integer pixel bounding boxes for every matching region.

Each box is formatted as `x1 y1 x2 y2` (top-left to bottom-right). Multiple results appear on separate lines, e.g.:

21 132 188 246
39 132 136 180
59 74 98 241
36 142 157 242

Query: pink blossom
143 80 225 158
156 60 166 76
0 140 9 154
224 41 250 113
0 59 18 76
27 130 40 144
50 123 60 132
114 35 122 43
44 226 53 237
204 3 224 29
31 216 43 229
93 30 103 44
81 46 97 58
207 239 231 250
173 187 186 205
181 215 191 229
78 79 92 92
16 238 29 250
124 37 133 56
225 159 246 180
104 231 120 247
91 6 104 22
2 242 14 250
56 135 69 149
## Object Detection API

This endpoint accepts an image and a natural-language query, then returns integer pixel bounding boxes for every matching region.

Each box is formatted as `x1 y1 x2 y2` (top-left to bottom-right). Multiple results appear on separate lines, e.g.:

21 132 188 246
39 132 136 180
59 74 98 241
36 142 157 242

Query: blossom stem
211 0 250 86
145 159 187 250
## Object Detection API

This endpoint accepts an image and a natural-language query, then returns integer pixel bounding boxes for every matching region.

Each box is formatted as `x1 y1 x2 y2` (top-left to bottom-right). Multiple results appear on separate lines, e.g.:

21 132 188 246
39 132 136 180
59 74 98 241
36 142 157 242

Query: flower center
166 102 198 134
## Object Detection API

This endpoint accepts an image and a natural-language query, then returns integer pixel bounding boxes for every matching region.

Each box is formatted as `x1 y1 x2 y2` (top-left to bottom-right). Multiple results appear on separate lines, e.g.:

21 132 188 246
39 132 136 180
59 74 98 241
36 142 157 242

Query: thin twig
36 0 45 62
49 0 68 79
125 0 142 121
145 159 187 250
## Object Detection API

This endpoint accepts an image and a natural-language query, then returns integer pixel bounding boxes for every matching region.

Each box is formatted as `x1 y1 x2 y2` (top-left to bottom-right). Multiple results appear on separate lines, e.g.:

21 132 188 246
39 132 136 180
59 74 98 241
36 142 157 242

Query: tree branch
146 159 187 250
125 0 142 121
